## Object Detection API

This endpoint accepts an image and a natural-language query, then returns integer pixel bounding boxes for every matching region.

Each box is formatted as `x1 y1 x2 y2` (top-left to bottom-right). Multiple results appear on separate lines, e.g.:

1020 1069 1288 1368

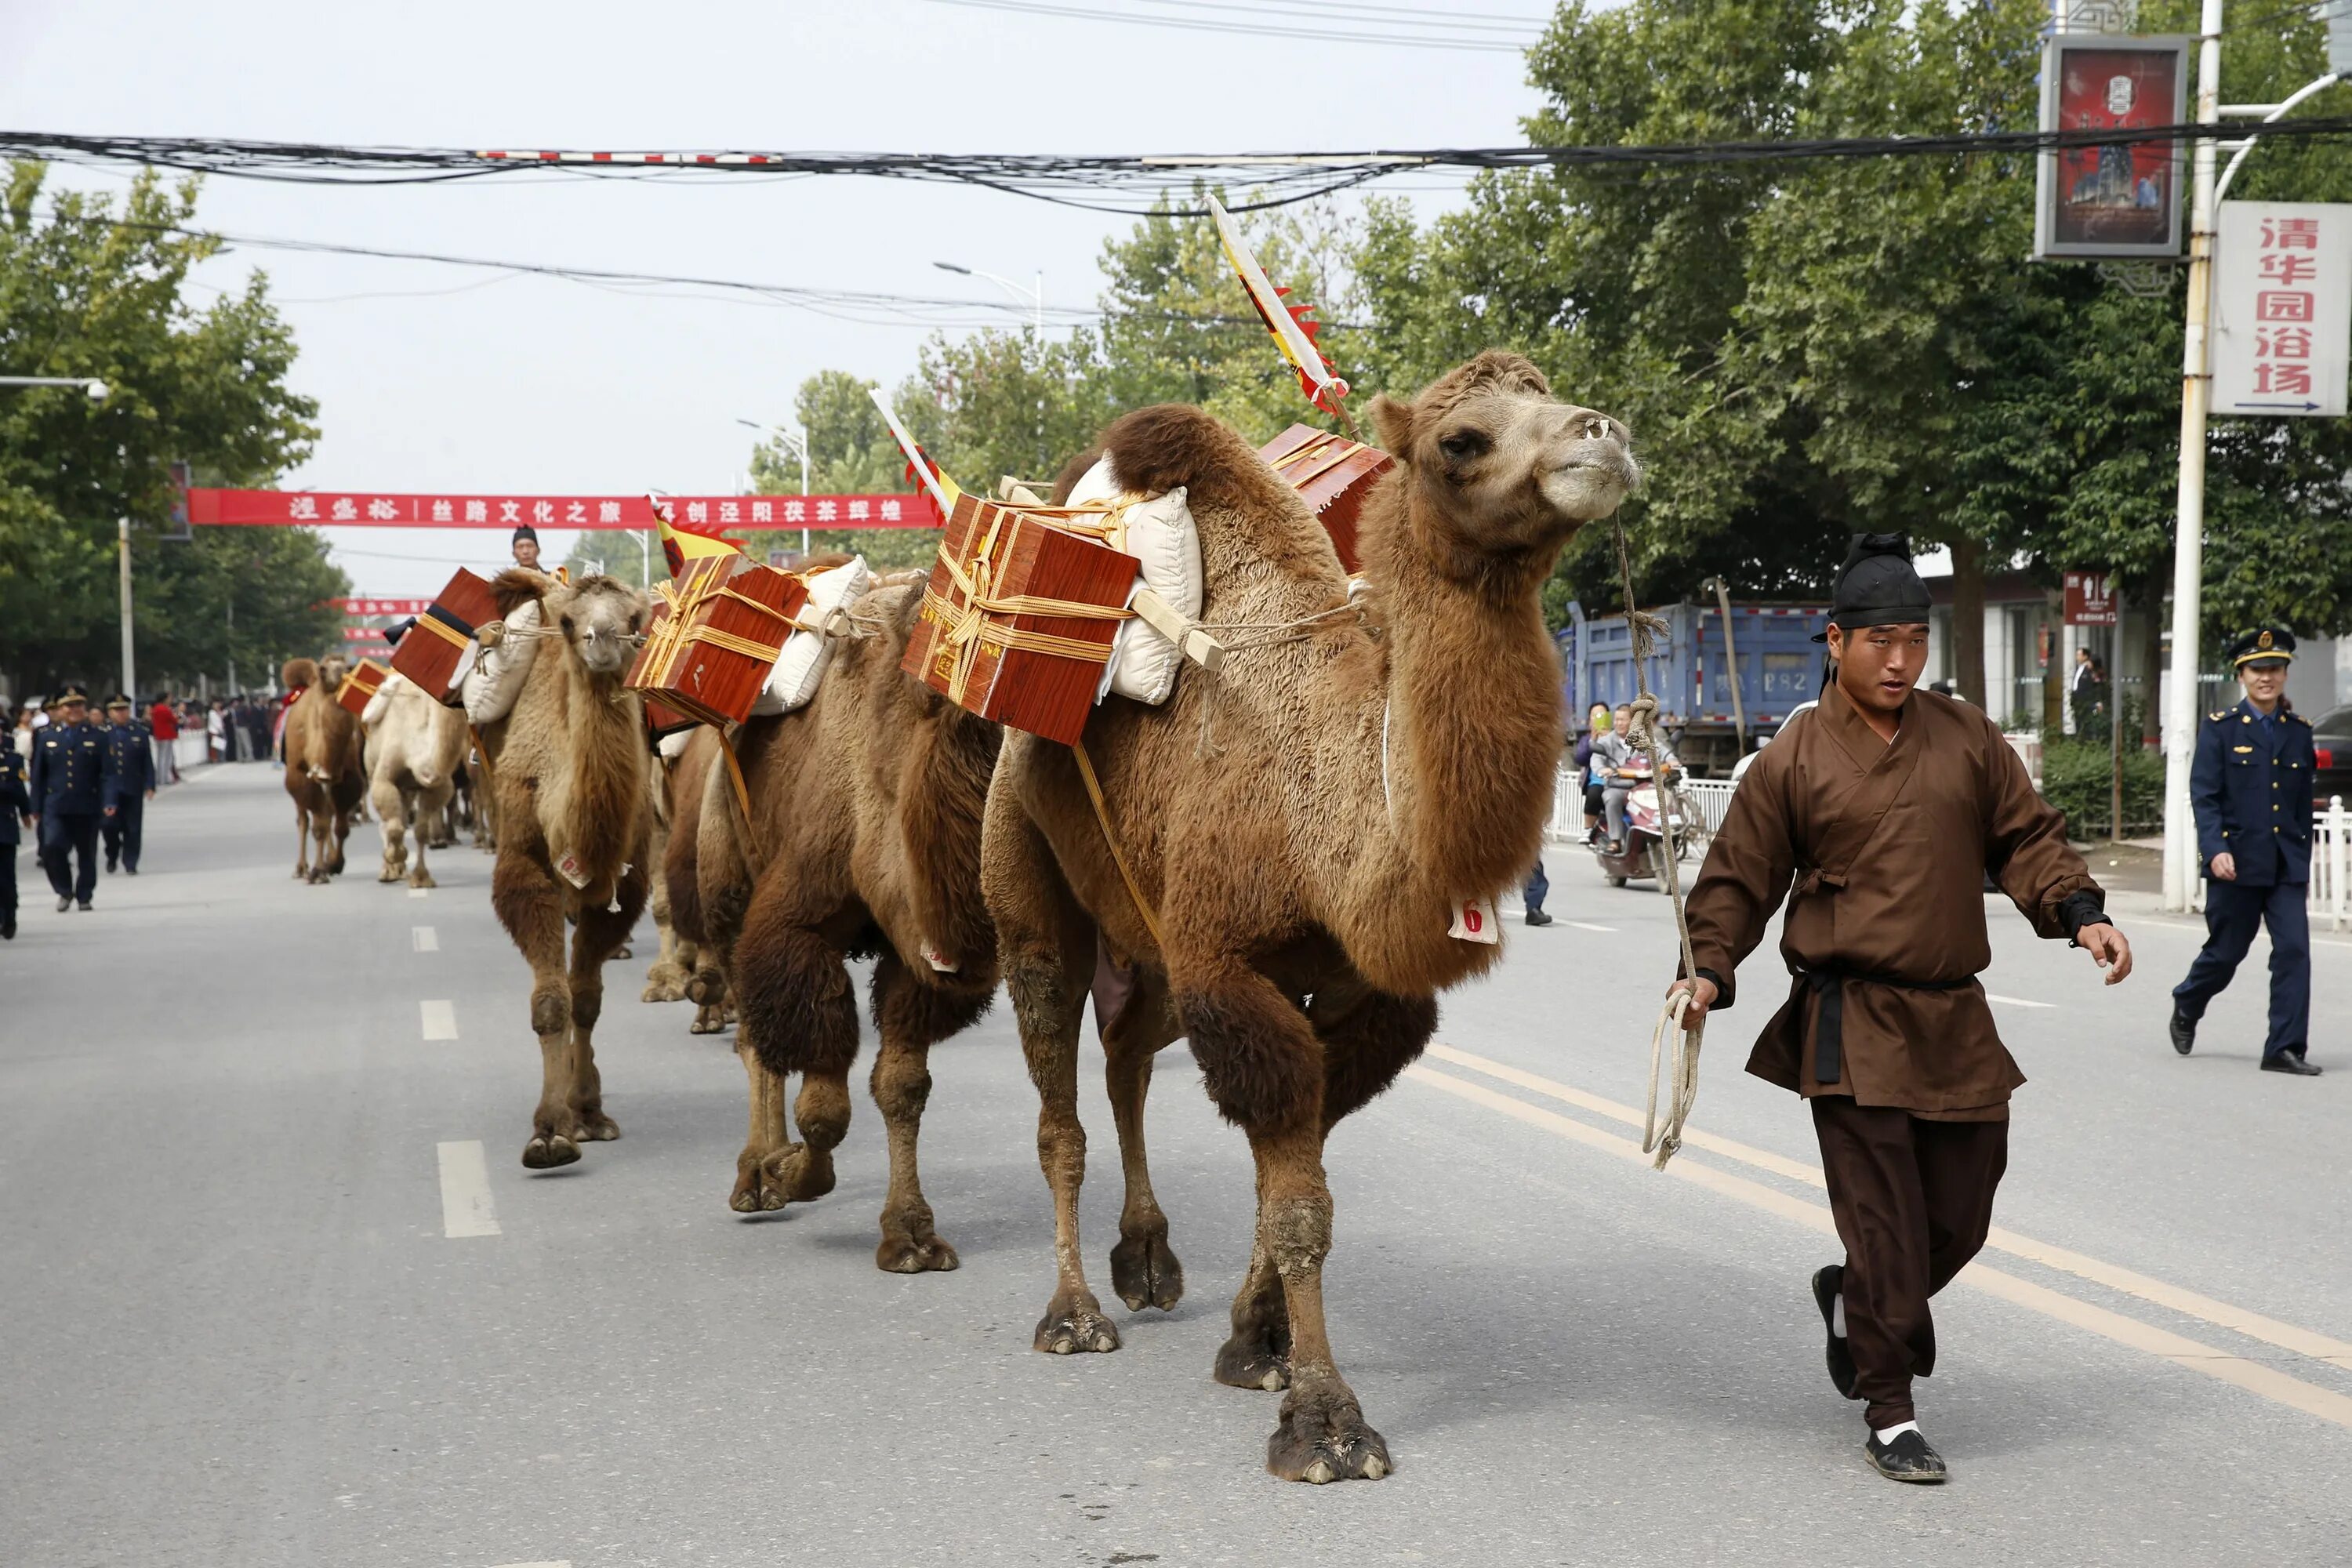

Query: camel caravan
299 229 1637 1480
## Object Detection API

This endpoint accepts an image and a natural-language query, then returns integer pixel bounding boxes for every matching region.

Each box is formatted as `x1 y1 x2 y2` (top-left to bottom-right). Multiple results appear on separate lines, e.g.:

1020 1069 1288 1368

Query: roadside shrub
2039 699 2164 837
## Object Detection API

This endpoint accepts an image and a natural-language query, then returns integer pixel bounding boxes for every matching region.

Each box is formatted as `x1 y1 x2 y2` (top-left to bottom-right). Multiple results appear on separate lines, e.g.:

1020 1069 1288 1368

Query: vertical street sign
2063 569 2118 625
2212 201 2351 417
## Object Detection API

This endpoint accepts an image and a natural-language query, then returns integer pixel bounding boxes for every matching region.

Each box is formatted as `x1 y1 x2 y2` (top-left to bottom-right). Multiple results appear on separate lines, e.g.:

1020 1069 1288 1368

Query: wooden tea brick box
626 554 808 729
1259 424 1393 575
390 569 501 701
334 657 391 717
634 583 699 737
902 494 1140 746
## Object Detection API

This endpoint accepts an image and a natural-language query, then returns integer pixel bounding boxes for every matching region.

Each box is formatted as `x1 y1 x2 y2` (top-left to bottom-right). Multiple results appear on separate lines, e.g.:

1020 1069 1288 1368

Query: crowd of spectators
9 691 283 766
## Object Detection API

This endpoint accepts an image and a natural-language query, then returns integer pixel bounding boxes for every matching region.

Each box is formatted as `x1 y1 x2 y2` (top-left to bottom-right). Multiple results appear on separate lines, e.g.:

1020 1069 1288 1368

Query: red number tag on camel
553 849 590 890
920 942 958 974
1448 896 1500 944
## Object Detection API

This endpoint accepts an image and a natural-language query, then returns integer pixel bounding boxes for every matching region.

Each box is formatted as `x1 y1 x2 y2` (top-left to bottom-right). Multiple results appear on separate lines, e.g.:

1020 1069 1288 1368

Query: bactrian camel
361 672 470 888
660 728 735 1033
712 580 1001 1271
638 731 695 1004
981 352 1638 1482
281 655 366 884
478 569 655 1169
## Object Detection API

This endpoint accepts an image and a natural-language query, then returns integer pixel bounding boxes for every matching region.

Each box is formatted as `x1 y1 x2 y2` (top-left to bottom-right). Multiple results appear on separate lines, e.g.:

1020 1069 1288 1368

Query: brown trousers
1810 1097 2008 1428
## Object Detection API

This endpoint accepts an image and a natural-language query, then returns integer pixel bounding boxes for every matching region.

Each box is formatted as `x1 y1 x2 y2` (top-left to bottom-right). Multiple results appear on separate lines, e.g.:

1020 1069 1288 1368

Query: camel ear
1368 393 1414 458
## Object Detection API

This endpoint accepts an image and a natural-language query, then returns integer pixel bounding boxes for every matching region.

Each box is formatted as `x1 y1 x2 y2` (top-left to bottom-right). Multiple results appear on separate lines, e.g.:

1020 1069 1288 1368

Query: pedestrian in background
100 695 155 875
207 699 227 763
512 522 541 569
2169 627 2321 1076
147 691 180 784
0 729 27 938
29 684 104 912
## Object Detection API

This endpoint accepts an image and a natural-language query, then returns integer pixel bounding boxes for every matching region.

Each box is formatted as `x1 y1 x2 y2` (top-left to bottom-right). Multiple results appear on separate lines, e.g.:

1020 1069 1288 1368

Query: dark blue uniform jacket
29 721 106 816
0 748 27 845
101 720 154 808
2191 697 2316 886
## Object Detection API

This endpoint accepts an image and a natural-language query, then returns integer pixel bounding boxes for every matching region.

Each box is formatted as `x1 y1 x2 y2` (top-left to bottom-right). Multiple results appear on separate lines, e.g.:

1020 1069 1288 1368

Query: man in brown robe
1668 534 2133 1483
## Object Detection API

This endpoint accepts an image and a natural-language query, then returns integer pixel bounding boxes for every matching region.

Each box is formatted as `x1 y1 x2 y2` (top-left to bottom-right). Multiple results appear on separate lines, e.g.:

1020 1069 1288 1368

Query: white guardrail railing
1548 775 2352 933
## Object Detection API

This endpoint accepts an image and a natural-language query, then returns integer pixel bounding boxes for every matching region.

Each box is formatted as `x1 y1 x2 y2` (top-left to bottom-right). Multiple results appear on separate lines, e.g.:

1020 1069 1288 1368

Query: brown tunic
1683 683 2101 1116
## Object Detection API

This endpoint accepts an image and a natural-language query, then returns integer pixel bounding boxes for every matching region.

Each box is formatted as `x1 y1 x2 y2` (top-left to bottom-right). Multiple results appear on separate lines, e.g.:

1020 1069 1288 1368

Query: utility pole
118 517 136 703
2161 0 2225 913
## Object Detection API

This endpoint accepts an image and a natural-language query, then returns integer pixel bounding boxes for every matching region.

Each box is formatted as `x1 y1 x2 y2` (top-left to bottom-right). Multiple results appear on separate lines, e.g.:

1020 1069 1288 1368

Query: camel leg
410 782 450 884
641 826 688 1002
1105 975 1185 1313
492 851 579 1169
292 799 312 880
564 898 632 1143
372 776 408 882
869 953 989 1274
731 878 858 1207
325 797 350 877
310 800 337 883
730 1044 791 1213
1178 959 1388 1483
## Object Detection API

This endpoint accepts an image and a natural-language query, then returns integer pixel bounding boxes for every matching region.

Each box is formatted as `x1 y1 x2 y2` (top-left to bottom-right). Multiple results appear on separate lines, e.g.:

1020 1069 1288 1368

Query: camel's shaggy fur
981 352 1638 1481
478 568 656 1170
657 728 738 1033
639 735 695 1004
361 673 469 888
701 582 1003 1269
281 655 366 884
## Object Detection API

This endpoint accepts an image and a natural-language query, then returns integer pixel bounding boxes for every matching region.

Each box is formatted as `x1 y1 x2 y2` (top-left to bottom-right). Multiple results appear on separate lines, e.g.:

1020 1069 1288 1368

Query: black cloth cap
511 524 539 546
1813 532 1933 642
2227 626 2296 667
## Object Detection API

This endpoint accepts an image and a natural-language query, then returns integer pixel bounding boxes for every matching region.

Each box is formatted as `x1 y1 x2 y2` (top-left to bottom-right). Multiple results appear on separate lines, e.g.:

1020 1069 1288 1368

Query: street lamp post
0 375 107 401
738 419 812 557
932 260 1044 333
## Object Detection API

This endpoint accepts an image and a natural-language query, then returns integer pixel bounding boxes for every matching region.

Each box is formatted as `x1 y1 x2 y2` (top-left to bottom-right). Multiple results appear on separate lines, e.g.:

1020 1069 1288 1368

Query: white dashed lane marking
1564 920 1617 933
408 886 429 899
437 1141 500 1239
420 1000 458 1040
412 925 439 953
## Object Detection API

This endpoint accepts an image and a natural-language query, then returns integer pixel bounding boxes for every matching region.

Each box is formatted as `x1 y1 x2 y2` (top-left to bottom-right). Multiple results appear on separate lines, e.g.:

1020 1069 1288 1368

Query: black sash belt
1798 966 1977 1084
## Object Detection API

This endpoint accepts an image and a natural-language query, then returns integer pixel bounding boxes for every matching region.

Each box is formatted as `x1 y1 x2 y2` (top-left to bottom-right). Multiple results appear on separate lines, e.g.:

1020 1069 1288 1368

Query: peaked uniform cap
2227 626 2296 667
1813 532 1933 642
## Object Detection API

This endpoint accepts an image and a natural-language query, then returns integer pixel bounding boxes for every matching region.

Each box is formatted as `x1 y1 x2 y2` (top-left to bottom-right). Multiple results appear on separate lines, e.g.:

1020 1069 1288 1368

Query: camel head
1369 350 1639 574
543 573 651 681
318 655 351 689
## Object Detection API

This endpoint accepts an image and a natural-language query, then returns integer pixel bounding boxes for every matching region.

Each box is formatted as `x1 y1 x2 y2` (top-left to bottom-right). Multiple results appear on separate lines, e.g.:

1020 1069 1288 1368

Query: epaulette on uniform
2291 711 2314 725
2209 710 2230 721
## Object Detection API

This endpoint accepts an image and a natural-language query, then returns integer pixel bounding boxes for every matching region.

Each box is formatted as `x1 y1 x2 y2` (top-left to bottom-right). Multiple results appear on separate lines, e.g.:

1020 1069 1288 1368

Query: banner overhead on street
187 489 939 529
2212 201 2351 419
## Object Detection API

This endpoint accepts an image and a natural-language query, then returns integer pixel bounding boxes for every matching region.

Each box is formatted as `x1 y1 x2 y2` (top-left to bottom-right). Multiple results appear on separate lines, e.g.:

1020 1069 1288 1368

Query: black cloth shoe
2263 1053 2322 1076
1813 1265 1860 1399
77 900 93 912
56 895 71 913
2169 1008 2196 1055
1525 909 1554 927
1866 1428 1948 1483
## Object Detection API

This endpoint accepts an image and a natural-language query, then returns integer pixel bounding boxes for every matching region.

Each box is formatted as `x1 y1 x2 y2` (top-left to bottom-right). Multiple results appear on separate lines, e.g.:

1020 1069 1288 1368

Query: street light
932 260 1044 333
0 375 107 401
737 417 812 557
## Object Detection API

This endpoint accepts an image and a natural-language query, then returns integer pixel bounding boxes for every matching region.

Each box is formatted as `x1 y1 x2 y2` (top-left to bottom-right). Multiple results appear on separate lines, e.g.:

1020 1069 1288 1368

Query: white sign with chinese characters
2212 201 2351 418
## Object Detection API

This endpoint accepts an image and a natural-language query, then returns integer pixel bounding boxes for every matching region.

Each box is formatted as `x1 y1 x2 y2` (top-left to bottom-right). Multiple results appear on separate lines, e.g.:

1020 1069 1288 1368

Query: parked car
2312 704 2352 808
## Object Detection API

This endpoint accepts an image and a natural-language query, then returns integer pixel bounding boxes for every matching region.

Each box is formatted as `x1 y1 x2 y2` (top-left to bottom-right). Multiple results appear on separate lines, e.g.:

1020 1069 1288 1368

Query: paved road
5 764 2350 1567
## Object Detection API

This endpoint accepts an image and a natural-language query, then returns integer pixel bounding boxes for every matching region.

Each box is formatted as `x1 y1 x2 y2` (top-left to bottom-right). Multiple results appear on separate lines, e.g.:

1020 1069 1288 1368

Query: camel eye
1438 430 1488 463
561 615 575 634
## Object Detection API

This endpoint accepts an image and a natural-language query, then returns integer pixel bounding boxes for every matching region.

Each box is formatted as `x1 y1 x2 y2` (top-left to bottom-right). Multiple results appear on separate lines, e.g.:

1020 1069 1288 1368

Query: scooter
1589 762 1693 890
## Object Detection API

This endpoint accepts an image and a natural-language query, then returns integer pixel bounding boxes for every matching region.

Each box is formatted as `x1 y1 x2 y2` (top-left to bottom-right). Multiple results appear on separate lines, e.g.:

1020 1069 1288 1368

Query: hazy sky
4 0 1552 595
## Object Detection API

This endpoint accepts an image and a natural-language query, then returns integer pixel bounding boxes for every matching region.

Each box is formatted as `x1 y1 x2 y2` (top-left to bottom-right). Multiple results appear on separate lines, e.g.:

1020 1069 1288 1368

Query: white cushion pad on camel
655 728 696 760
461 597 542 726
360 672 405 728
753 555 872 716
1065 458 1201 707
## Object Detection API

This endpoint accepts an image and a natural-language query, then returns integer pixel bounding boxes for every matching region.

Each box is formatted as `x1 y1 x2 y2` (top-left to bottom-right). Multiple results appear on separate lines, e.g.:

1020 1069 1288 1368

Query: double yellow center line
1407 1044 2352 1429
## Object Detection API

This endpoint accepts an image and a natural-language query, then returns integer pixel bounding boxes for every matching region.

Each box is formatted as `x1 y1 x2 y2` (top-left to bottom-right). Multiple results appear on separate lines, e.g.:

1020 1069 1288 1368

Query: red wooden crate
335 658 391 717
634 583 700 737
626 554 808 729
1260 424 1393 576
390 569 501 702
902 494 1139 746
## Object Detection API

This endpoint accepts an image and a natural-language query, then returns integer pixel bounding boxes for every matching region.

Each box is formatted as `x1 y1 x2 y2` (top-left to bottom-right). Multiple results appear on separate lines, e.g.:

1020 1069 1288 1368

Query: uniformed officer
100 693 156 874
2170 627 2321 1075
0 726 28 938
29 684 105 912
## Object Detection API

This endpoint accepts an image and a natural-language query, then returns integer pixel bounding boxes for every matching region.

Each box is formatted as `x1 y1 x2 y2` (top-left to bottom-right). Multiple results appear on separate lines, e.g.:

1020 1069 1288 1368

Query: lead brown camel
281 655 366 884
477 568 655 1169
981 351 1638 1482
706 580 1003 1270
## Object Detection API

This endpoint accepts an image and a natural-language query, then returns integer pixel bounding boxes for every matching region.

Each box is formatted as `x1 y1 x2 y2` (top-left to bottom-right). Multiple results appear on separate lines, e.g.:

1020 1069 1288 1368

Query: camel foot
731 1151 791 1214
292 863 307 880
570 1111 620 1142
760 1143 836 1203
306 868 332 885
406 868 437 890
877 1232 960 1274
1034 1307 1121 1355
1267 1384 1390 1484
522 1134 582 1169
689 1004 729 1035
614 944 633 961
641 966 688 1003
1214 1331 1292 1392
377 865 403 884
1110 1229 1185 1312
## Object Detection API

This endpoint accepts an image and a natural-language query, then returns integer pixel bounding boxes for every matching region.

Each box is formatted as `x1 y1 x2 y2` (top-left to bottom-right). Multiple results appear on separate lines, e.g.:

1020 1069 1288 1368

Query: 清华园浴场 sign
186 490 938 529
2212 201 2351 418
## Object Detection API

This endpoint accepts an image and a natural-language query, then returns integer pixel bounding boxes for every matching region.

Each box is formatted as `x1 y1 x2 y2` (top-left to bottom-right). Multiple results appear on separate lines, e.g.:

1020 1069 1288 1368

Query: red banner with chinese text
188 489 937 530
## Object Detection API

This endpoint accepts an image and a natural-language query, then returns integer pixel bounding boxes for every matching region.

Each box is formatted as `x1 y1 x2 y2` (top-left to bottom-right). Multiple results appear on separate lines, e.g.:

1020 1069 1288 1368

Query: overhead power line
9 120 2352 214
913 0 1542 51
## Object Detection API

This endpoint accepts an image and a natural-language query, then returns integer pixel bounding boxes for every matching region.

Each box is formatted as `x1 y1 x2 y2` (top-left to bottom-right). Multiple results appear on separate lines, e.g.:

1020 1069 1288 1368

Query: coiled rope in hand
1610 517 1704 1171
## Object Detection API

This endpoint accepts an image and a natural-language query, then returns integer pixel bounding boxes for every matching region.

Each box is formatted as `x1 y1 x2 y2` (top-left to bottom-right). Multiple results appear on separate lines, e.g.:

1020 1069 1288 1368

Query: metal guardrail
1544 771 1738 846
2310 797 2349 931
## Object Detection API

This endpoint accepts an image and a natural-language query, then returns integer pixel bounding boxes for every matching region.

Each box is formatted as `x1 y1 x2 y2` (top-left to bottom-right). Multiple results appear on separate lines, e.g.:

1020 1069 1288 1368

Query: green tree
0 162 330 698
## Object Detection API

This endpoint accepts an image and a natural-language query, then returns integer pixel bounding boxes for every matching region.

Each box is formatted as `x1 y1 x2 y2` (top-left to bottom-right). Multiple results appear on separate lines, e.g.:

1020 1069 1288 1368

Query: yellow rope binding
1611 516 1704 1171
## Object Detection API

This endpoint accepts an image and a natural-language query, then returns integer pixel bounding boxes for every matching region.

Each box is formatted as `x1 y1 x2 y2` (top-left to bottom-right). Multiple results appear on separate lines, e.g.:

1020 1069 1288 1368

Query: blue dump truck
1559 598 1834 777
